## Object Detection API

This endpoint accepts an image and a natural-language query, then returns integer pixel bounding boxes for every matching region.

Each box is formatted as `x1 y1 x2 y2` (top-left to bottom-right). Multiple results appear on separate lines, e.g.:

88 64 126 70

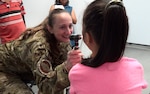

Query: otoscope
69 34 82 50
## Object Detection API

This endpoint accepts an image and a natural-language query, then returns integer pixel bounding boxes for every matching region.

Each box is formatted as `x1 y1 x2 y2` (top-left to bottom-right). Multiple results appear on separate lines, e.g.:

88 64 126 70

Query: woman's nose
66 27 73 35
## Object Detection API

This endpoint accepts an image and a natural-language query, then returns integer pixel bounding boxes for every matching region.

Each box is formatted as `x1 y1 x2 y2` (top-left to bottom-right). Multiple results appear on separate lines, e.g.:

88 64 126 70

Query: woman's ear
47 24 53 34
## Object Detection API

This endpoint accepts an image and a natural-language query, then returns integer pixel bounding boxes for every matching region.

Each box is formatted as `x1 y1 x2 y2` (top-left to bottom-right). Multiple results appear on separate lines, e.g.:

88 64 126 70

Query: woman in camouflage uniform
0 9 82 94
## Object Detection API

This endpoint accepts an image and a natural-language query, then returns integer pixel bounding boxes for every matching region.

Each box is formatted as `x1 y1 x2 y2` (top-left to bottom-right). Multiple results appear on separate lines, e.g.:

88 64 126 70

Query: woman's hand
64 49 83 72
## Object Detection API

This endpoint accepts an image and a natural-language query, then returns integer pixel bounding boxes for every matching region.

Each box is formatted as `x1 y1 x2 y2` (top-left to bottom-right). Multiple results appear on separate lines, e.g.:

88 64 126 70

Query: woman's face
59 0 68 5
50 12 73 43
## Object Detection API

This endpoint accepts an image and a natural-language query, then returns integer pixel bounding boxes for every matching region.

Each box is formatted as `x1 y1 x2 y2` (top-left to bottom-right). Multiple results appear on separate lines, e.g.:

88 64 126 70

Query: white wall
23 0 52 28
124 0 150 45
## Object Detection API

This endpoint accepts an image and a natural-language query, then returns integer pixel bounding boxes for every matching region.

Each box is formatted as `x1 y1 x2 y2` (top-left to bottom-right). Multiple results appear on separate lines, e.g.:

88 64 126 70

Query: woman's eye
60 26 65 29
69 24 73 29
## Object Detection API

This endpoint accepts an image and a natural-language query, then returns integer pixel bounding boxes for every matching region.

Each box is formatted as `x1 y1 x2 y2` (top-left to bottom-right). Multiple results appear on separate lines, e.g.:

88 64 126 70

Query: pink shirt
69 57 147 94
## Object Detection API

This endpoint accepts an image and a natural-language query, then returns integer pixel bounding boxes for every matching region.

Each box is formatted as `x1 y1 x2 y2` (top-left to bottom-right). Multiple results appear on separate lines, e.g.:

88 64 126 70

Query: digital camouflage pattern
0 25 71 94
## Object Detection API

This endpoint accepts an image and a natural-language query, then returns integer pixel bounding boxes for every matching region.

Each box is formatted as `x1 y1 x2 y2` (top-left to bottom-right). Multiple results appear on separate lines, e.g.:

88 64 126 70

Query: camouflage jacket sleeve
0 27 71 94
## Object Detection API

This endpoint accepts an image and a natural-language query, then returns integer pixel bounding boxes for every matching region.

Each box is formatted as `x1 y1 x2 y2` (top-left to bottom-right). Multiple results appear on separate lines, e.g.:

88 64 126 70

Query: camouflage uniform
0 25 71 94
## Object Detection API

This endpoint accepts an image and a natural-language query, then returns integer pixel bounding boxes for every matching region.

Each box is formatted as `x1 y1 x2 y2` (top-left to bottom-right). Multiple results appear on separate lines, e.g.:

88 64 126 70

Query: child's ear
83 32 93 46
85 32 93 44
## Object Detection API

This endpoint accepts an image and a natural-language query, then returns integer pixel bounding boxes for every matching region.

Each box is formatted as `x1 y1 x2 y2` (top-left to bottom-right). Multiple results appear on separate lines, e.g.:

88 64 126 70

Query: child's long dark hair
82 0 129 67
